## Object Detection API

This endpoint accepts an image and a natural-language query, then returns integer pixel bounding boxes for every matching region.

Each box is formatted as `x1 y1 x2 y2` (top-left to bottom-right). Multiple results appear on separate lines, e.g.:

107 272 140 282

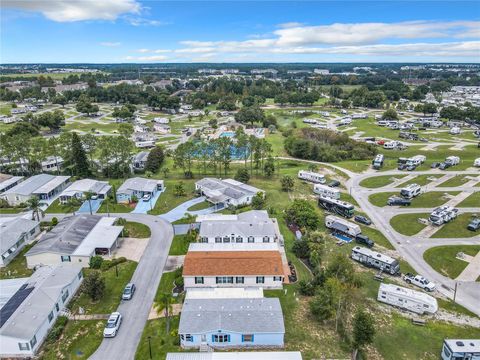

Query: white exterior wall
26 253 91 269
184 275 283 289
201 235 276 244
1 193 31 207
1 224 40 267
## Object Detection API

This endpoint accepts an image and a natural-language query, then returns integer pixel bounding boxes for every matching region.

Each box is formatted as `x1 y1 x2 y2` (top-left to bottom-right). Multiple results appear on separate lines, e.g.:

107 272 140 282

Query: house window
235 236 243 243
78 272 83 280
200 237 208 243
212 334 230 343
195 277 204 284
216 276 234 284
256 276 265 284
48 311 54 323
18 343 30 351
236 277 244 284
215 237 222 243
30 335 37 349
180 335 185 340
273 276 283 281
223 236 230 243
242 334 254 342
30 228 36 235
62 289 69 303
61 255 71 262
55 303 59 312
185 334 193 342
263 236 270 243
248 236 254 243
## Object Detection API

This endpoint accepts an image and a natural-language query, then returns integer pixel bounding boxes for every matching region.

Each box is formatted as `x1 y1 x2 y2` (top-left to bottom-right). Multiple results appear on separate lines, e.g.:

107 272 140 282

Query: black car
354 215 372 225
328 180 341 188
439 162 451 170
431 162 441 168
387 196 411 206
355 234 374 248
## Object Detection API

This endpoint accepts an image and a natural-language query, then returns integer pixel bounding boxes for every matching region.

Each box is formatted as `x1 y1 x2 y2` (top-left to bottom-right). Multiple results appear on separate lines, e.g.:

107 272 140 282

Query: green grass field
0 207 24 214
148 179 196 215
457 192 480 207
45 199 80 214
424 245 480 279
0 242 36 279
437 174 478 187
369 191 459 208
390 213 430 236
186 200 211 211
396 174 444 187
97 202 132 213
124 221 151 238
359 175 407 188
431 213 480 238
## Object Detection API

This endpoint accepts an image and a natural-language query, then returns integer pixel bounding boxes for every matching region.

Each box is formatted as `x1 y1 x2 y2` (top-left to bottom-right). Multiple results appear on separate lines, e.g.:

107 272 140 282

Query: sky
1 0 479 63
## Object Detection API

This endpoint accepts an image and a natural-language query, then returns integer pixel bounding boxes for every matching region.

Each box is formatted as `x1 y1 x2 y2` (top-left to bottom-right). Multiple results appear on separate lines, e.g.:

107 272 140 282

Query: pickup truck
403 273 436 292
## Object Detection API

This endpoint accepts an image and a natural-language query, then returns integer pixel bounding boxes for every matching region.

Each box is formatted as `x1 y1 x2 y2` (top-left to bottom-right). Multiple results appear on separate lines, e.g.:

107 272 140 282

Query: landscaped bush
89 255 104 269
100 257 127 271
46 316 69 342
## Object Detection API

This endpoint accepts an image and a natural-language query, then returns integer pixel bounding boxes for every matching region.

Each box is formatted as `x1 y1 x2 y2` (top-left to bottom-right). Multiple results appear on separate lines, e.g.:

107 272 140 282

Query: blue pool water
220 131 235 138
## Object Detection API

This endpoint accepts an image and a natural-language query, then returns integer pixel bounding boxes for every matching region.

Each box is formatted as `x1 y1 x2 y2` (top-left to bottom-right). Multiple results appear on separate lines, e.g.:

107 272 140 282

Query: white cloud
2 0 141 22
124 16 169 26
100 42 121 47
277 22 305 29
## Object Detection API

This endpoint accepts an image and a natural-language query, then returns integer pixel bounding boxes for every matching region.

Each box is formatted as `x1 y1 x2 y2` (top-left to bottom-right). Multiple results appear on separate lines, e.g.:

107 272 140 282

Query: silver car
122 283 136 300
103 312 122 338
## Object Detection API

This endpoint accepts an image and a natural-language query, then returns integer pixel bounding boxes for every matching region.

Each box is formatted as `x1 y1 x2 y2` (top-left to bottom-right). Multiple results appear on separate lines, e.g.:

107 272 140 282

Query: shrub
298 280 315 296
89 255 103 269
51 217 58 226
234 168 250 183
82 271 105 301
46 316 69 342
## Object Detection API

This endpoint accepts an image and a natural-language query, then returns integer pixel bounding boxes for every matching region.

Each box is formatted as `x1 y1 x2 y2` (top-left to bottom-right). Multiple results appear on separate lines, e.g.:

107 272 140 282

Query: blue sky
1 1 479 63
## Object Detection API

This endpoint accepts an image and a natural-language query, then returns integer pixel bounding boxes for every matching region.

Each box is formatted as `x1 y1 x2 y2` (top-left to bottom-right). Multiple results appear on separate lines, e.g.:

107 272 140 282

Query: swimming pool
220 131 235 138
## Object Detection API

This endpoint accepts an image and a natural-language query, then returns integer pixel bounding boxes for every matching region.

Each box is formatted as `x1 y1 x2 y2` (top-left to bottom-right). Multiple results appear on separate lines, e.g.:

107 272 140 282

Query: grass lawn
69 260 137 315
437 174 477 187
438 298 480 318
396 174 443 187
390 213 430 236
457 191 480 207
124 221 151 238
423 245 480 279
368 191 459 208
0 207 25 214
168 234 192 255
186 200 211 211
135 316 180 360
431 213 480 238
0 242 36 279
359 225 395 250
40 319 104 360
97 202 133 213
45 199 80 214
360 175 407 188
148 179 196 215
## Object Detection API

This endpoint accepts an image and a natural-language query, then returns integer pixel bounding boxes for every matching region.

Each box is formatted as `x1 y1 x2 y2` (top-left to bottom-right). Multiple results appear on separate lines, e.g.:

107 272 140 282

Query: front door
201 334 206 342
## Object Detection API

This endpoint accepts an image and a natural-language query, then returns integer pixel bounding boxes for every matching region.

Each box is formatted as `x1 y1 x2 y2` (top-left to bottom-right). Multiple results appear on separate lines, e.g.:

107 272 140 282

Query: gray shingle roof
179 298 284 334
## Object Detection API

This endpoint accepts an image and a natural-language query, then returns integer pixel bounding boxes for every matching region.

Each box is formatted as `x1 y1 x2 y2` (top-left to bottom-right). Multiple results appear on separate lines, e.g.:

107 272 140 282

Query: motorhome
400 183 422 199
445 156 460 167
449 127 461 135
318 195 355 218
407 155 426 166
313 183 340 199
298 170 326 184
303 118 317 124
339 117 352 126
383 141 397 150
441 339 480 360
325 215 361 238
372 154 384 170
352 113 368 119
377 283 438 315
351 246 400 275
429 206 458 226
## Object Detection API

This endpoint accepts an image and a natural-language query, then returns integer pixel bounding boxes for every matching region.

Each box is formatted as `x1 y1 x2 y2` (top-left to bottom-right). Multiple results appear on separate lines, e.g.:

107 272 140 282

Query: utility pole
453 282 458 303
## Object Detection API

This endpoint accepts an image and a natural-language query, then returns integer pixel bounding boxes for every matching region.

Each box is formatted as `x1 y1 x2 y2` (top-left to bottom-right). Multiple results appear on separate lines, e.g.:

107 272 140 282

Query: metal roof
60 179 111 197
33 176 70 195
0 218 39 255
444 339 480 354
179 298 284 334
117 177 162 195
166 352 302 360
72 217 123 256
3 174 64 196
0 175 23 193
196 178 263 202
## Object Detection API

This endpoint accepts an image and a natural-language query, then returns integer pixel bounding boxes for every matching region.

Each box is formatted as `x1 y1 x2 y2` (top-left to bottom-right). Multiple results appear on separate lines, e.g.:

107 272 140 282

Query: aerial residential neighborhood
0 1 479 360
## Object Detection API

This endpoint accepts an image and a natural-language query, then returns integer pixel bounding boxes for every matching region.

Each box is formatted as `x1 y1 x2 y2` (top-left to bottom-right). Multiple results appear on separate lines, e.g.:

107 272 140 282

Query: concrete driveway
131 188 165 214
158 196 221 222
77 198 103 214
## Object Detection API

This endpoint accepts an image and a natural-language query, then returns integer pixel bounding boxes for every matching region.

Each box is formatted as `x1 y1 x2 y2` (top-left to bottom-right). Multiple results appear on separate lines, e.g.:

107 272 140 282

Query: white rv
430 206 458 226
339 117 352 126
313 184 340 199
474 158 480 167
407 155 426 166
400 183 421 199
377 283 438 315
445 156 460 166
303 118 317 124
449 127 461 135
325 215 361 237
441 339 480 360
351 246 400 275
352 113 368 119
298 170 326 184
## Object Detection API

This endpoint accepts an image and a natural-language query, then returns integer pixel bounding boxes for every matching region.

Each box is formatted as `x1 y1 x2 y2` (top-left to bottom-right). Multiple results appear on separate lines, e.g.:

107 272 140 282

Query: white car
142 194 151 202
103 312 122 338
403 273 436 292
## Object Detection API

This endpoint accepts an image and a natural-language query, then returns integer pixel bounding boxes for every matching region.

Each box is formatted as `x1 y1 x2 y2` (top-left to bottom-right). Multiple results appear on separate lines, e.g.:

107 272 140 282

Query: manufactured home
351 246 400 275
298 170 326 184
377 283 438 315
313 183 340 199
325 215 361 238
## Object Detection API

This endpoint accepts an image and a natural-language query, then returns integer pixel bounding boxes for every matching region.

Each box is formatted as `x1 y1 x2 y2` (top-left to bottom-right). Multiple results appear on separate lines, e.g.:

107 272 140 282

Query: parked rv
429 206 458 226
377 283 438 315
314 183 340 200
474 158 480 167
372 154 384 170
443 156 460 168
318 195 355 218
351 246 400 275
400 183 421 199
325 215 361 238
449 127 461 135
298 170 326 184
441 339 480 360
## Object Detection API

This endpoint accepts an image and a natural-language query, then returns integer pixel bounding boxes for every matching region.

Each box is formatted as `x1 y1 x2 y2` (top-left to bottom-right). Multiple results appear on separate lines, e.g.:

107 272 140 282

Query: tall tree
84 191 94 215
352 309 375 359
145 146 165 173
154 293 174 333
27 196 42 222
71 132 90 177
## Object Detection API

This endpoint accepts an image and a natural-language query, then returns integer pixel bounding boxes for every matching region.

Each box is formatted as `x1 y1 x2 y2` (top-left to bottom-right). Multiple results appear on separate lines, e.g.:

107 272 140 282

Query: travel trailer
429 206 458 226
303 118 317 124
313 184 340 199
318 195 355 218
449 127 461 135
298 170 326 184
407 155 426 166
372 154 384 170
400 183 422 199
339 117 352 126
351 246 400 275
377 283 438 315
325 215 361 238
474 158 480 167
445 156 460 167
441 339 480 360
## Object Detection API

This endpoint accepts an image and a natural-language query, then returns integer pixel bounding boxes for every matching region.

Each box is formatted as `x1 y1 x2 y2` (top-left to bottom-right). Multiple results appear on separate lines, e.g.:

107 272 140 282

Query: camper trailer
400 183 422 199
449 127 461 135
298 170 326 184
441 339 480 360
351 246 400 275
377 283 438 315
339 117 352 126
325 215 361 238
445 156 460 167
313 184 340 199
318 195 355 218
303 118 317 124
474 158 480 167
407 155 426 166
372 154 384 170
429 206 458 226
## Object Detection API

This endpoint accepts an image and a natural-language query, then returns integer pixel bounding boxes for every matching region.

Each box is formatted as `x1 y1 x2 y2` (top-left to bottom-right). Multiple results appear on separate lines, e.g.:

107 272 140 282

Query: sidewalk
456 250 480 282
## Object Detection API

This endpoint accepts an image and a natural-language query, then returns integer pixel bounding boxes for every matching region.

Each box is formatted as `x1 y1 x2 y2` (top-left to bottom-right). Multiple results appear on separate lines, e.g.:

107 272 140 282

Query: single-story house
195 178 264 207
1 174 71 206
116 177 164 203
0 218 40 267
59 179 111 204
132 151 150 171
178 297 285 349
26 215 123 268
197 210 283 244
0 265 83 358
183 250 285 289
166 352 302 360
41 156 64 173
0 174 23 194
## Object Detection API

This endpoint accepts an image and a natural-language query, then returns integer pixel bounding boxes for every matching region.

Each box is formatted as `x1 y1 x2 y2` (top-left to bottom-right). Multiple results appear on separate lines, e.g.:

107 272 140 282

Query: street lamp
148 336 152 359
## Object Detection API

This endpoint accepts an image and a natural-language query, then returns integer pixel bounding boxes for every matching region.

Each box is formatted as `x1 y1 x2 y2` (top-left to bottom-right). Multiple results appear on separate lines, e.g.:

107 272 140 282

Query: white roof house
116 177 164 203
167 353 303 360
0 217 40 267
195 178 264 207
26 215 123 268
0 174 23 194
0 265 83 357
59 179 111 203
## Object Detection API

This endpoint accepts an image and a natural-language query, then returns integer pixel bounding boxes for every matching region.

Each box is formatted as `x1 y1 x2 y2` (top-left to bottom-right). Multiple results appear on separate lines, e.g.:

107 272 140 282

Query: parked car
403 273 436 292
328 180 341 188
467 218 480 231
430 162 441 168
142 194 151 201
439 162 451 170
103 312 122 338
355 234 374 248
91 195 98 200
387 196 411 206
122 283 136 300
354 215 372 225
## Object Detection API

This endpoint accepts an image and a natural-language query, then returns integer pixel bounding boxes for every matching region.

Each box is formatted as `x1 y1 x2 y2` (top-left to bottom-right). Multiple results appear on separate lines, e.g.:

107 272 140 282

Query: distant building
116 177 164 203
195 178 264 207
41 156 64 173
132 151 149 171
314 69 330 75
0 218 40 267
153 123 171 134
0 174 23 194
0 265 83 358
59 179 111 204
26 215 123 268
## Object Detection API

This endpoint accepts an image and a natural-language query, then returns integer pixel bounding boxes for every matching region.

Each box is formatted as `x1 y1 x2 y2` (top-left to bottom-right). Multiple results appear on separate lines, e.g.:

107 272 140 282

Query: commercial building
59 179 111 204
0 218 40 267
195 178 264 207
116 177 164 203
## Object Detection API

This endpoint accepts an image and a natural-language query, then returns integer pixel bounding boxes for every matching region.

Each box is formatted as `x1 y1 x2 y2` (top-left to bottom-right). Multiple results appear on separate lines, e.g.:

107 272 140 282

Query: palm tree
66 198 80 215
154 293 174 333
84 191 94 215
27 196 42 222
